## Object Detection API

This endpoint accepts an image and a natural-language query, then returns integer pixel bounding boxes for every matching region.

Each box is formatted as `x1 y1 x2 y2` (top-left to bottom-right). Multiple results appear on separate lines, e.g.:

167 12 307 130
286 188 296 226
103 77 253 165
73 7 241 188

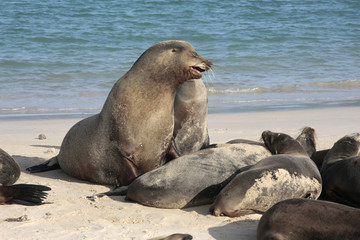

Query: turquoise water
1 0 359 119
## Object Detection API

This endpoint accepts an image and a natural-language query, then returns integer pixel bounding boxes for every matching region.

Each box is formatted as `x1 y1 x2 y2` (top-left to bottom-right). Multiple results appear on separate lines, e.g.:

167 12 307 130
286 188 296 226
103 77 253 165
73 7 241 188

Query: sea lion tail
0 184 51 205
26 156 60 173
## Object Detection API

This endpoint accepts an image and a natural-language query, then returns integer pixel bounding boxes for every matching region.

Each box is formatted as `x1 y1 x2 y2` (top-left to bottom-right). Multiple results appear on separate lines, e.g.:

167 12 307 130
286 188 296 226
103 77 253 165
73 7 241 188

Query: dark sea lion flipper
149 233 193 240
0 184 51 205
26 156 60 173
165 137 181 162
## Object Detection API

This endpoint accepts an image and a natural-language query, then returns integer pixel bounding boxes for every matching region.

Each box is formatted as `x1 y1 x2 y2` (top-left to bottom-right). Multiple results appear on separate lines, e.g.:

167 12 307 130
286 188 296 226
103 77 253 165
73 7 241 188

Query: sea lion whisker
202 69 215 89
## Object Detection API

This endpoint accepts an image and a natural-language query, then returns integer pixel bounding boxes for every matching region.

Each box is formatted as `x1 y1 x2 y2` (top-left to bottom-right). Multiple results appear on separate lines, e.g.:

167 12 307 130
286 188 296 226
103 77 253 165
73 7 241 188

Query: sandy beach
0 107 359 240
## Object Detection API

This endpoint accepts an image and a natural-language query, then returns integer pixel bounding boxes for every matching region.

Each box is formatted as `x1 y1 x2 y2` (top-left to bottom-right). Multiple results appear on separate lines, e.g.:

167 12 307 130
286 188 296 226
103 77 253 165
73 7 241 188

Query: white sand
0 107 359 240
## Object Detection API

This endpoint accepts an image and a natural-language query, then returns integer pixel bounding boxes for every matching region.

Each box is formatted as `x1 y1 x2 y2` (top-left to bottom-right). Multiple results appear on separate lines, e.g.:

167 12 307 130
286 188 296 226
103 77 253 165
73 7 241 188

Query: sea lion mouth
189 59 212 79
191 65 206 73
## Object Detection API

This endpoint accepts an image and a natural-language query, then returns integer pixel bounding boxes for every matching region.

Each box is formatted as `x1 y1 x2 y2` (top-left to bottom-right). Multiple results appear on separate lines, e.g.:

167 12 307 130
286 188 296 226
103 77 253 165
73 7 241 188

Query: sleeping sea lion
257 198 360 240
210 128 322 217
0 148 50 205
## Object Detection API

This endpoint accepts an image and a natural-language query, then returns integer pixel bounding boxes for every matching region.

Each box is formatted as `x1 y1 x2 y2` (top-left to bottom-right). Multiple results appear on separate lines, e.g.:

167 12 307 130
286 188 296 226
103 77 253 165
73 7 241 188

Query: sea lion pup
257 198 360 240
320 133 360 207
210 129 322 217
125 140 271 209
27 40 212 186
173 78 209 155
0 148 50 205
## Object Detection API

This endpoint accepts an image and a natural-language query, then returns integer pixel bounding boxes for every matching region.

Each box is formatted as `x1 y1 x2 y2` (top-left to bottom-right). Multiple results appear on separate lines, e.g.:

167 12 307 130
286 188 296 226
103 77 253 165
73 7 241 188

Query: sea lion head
326 133 360 160
262 130 307 156
131 40 212 85
296 126 316 157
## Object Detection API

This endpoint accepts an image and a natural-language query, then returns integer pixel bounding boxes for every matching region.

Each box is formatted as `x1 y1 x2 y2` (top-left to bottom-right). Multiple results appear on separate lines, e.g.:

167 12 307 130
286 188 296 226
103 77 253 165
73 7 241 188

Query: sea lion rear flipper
149 233 193 240
86 185 128 201
26 156 60 173
1 184 51 205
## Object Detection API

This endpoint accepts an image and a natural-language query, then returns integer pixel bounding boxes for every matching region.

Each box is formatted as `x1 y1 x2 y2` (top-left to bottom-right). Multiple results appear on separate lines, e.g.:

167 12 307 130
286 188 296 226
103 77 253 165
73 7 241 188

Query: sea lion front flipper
165 138 181 163
0 184 51 205
26 156 60 173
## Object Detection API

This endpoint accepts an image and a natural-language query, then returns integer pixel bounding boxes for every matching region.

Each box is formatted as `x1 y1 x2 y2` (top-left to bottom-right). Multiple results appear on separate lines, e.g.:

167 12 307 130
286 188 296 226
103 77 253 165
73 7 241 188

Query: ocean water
0 0 359 119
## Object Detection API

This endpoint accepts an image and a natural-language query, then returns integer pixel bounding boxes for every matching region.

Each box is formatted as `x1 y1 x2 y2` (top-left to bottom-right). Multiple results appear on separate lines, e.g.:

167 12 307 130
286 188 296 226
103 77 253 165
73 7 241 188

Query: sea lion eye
191 52 199 58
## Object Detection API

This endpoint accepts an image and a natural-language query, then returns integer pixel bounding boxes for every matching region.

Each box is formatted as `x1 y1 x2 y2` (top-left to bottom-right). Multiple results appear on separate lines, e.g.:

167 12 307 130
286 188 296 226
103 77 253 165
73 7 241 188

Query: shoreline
1 103 359 122
1 106 358 148
0 106 359 239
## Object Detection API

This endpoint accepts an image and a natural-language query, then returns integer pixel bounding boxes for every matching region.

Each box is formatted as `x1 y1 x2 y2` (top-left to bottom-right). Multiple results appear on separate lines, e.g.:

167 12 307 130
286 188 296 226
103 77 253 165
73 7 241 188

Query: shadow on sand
208 220 259 240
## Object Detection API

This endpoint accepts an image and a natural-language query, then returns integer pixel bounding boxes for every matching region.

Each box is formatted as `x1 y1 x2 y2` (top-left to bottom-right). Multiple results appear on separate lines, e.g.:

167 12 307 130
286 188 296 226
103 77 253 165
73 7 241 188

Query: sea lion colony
1 41 359 239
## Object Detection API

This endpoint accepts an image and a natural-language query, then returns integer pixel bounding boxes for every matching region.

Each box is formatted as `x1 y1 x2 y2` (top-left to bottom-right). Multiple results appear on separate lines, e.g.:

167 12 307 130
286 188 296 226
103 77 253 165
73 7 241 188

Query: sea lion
320 133 360 207
296 126 329 170
210 129 322 217
125 141 271 209
311 149 330 170
173 78 209 155
0 148 50 205
257 198 360 240
295 126 316 157
27 40 212 186
0 148 20 186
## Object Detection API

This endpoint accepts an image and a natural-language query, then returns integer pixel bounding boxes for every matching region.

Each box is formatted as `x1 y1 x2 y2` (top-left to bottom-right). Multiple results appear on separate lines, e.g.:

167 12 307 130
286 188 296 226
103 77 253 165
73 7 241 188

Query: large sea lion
210 129 322 217
27 40 212 186
257 198 360 240
320 133 360 207
125 140 271 209
173 78 209 155
0 148 50 205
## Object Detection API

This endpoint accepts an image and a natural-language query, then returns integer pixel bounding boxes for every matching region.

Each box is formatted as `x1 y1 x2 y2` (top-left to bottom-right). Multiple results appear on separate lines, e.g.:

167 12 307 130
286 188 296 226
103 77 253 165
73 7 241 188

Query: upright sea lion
125 141 271 209
320 133 360 207
210 129 322 217
257 198 360 240
173 78 209 155
0 148 50 205
27 40 212 186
